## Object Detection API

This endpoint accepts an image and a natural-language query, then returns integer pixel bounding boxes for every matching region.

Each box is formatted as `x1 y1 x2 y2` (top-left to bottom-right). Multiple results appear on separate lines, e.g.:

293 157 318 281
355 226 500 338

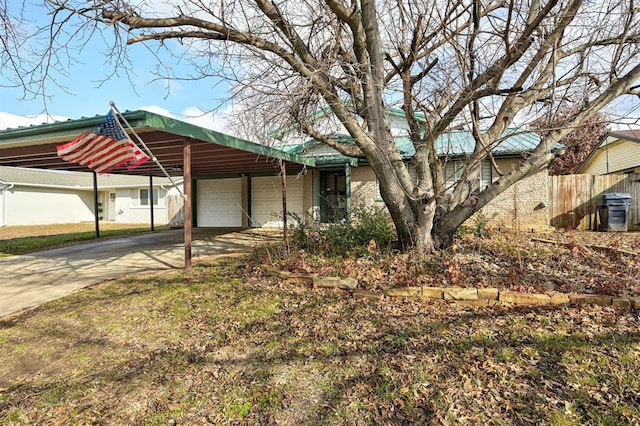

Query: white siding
5 187 95 225
114 187 168 224
0 188 5 226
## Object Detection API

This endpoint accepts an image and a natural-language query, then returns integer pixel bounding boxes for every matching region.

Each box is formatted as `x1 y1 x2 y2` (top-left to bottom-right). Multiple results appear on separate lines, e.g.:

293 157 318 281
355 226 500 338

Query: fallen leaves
0 254 639 425
270 230 640 297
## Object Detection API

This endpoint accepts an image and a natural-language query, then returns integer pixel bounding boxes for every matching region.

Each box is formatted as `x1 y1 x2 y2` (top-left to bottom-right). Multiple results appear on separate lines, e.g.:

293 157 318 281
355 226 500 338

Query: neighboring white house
0 166 182 227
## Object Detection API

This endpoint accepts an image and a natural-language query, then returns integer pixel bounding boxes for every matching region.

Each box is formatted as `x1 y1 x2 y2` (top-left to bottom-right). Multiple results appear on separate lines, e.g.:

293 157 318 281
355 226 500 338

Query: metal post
184 140 192 270
93 171 100 238
280 160 287 240
345 163 351 221
149 175 155 231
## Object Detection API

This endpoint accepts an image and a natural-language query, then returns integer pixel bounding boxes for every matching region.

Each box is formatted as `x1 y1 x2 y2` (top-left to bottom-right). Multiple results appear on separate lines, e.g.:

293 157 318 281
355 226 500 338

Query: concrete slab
0 228 280 318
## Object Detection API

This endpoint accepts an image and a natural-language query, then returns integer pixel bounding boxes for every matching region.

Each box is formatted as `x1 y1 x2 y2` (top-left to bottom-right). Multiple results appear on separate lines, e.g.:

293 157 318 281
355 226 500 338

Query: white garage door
197 178 243 227
251 176 304 227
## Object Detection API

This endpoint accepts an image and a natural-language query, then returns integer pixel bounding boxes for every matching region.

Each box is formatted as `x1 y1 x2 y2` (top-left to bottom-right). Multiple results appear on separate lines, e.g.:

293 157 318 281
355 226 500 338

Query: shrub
290 207 396 257
471 210 497 239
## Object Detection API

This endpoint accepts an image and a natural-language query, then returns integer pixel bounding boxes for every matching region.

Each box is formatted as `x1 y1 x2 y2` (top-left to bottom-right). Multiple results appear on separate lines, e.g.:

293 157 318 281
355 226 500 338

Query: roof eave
0 111 149 148
574 132 616 173
0 110 315 168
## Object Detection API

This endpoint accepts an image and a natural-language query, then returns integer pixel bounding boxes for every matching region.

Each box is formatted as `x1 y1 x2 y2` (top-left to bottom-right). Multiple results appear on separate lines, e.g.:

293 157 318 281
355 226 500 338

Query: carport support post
149 176 155 231
280 159 287 240
184 140 192 270
93 171 100 238
345 163 351 221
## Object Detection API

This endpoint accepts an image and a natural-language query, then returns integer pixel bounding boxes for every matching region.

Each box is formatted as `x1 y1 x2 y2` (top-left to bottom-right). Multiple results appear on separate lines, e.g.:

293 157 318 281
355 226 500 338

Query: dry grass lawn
0 254 639 425
0 228 639 424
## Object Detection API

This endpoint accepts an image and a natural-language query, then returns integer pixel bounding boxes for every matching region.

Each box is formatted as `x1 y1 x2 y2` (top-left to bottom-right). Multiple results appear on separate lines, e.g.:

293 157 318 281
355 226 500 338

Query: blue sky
0 5 235 133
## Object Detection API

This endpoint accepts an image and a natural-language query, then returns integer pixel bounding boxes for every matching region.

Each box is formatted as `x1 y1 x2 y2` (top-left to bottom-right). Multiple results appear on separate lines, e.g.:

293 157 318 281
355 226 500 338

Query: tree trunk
376 172 439 252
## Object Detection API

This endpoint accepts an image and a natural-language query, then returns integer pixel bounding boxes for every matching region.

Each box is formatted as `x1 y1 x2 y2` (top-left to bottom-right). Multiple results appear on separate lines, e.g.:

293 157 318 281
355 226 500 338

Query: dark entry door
320 170 347 222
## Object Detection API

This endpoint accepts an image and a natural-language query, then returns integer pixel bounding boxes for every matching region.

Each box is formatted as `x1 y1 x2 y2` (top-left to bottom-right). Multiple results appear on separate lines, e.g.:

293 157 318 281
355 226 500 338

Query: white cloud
180 106 235 135
139 105 175 118
0 112 70 130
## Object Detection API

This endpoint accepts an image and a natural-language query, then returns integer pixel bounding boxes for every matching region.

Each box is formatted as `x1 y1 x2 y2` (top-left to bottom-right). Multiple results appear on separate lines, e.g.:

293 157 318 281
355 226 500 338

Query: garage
251 175 304 227
197 178 243 227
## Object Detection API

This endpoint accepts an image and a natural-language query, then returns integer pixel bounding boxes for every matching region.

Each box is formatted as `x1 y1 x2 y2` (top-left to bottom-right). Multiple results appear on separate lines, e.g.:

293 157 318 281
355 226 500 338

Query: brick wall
348 160 550 230
478 158 550 231
350 167 386 210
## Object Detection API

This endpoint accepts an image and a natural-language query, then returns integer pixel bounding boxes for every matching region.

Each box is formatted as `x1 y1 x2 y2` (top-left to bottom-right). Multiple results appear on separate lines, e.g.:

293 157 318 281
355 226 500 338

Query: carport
0 110 315 267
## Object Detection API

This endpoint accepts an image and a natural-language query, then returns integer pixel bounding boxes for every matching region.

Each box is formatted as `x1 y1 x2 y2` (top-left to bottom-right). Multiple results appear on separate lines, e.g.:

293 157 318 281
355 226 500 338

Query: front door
107 192 116 220
320 170 347 222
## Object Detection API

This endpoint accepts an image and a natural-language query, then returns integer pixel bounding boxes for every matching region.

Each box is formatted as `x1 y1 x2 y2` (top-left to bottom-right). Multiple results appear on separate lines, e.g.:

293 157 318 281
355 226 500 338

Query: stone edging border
261 265 640 310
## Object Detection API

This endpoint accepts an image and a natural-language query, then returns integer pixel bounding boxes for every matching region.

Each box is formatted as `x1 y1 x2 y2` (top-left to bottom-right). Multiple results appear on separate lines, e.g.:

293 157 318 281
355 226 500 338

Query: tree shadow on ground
1 275 638 425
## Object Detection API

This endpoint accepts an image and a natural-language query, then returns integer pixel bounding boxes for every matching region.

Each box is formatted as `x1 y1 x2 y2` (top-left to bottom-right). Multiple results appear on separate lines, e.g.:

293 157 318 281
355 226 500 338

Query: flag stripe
56 132 95 157
127 142 150 170
64 136 118 164
76 138 128 165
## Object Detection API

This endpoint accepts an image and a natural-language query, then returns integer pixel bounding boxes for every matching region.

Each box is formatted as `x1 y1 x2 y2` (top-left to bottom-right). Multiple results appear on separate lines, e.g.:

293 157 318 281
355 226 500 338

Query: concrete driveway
0 228 280 318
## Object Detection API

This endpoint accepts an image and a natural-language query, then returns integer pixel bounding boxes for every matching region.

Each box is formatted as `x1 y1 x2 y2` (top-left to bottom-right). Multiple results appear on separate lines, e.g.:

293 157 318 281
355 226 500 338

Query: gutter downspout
0 183 15 227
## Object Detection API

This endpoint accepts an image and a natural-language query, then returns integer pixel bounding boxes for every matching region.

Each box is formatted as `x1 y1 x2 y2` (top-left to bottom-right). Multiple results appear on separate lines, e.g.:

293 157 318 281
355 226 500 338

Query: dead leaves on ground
280 231 640 297
0 253 639 425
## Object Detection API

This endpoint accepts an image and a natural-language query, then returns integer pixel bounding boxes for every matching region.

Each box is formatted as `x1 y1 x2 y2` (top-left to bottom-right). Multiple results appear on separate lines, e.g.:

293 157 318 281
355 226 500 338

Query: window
139 188 159 206
374 161 493 199
444 160 492 192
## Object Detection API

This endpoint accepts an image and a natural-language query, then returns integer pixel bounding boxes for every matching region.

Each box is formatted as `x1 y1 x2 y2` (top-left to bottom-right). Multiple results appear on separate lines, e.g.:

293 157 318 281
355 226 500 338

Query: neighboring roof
0 110 315 177
575 129 640 173
284 129 551 165
608 129 640 143
0 166 179 190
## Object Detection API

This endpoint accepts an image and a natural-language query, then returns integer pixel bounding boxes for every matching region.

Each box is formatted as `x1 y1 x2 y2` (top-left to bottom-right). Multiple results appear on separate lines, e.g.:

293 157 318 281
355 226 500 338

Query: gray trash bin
598 193 632 232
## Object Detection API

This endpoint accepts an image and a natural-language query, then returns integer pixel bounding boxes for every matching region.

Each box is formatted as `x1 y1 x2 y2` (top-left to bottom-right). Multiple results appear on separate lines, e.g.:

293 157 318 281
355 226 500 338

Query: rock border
261 265 640 311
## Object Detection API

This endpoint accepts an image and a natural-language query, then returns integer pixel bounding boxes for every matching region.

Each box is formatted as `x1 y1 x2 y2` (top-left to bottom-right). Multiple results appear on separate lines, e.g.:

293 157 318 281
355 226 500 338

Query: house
0 109 551 233
575 129 640 174
273 109 555 231
0 166 182 226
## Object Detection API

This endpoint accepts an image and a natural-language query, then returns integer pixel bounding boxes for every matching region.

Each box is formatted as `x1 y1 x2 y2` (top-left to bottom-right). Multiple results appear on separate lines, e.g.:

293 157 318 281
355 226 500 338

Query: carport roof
0 110 315 177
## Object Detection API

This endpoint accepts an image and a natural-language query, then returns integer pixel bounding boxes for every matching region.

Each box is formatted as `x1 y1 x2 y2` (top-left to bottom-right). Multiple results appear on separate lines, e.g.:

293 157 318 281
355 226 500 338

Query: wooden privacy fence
549 174 640 231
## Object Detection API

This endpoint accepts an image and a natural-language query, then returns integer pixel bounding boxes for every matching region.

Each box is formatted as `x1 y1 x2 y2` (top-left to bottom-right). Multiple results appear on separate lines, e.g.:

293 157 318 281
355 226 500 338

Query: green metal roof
0 110 315 176
281 129 557 166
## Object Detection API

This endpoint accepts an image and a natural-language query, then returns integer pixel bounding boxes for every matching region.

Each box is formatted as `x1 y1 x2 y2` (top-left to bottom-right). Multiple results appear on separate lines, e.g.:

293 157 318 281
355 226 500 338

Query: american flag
57 111 149 174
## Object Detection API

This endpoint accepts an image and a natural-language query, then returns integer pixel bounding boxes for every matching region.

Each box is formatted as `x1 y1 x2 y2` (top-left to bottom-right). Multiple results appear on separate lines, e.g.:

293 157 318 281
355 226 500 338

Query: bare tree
7 0 640 250
0 0 27 90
